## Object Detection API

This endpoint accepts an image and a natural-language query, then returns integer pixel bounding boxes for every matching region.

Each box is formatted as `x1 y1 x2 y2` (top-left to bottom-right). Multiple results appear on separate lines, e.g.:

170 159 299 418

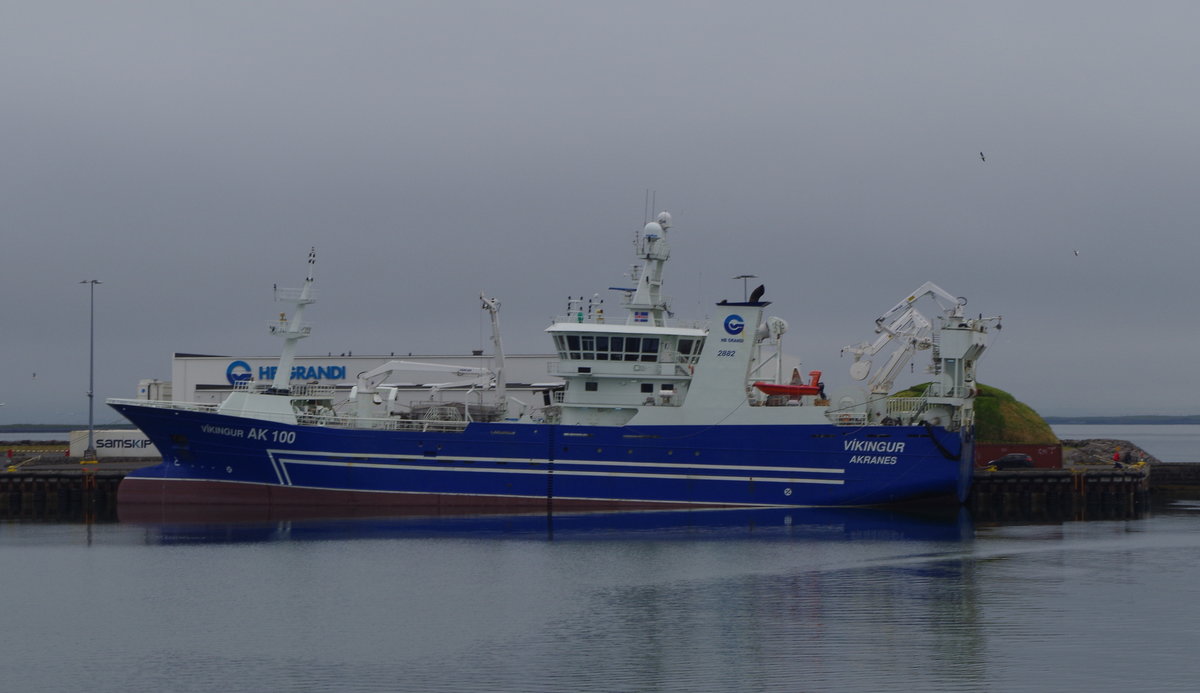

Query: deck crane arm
353 293 507 398
843 307 929 360
842 307 933 393
354 361 492 396
481 293 507 404
876 281 965 325
864 310 933 394
843 281 965 394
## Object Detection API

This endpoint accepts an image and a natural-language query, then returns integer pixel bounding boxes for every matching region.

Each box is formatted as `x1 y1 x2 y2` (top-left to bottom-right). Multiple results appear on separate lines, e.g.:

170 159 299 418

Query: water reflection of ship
119 504 973 545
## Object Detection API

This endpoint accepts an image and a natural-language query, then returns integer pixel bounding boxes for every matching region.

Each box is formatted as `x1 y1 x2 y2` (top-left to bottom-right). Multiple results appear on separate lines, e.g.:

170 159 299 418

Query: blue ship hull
111 402 974 508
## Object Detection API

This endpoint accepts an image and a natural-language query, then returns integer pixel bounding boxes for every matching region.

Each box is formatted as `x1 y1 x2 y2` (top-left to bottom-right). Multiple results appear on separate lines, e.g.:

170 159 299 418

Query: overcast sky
3 1 1199 424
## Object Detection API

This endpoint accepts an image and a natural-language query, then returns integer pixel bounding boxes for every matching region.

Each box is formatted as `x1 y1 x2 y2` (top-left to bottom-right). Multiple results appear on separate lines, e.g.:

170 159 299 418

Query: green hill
893 383 1057 444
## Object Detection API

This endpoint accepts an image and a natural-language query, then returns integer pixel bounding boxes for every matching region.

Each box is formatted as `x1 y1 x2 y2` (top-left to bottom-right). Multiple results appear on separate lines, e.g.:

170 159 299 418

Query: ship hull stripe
273 457 844 486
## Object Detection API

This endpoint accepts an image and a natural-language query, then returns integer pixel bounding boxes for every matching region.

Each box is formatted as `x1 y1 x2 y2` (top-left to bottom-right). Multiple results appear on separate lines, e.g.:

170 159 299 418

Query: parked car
988 453 1035 470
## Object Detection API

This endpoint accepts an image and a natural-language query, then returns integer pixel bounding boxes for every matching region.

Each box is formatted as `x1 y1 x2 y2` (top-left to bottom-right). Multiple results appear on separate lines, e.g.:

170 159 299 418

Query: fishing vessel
110 213 1000 508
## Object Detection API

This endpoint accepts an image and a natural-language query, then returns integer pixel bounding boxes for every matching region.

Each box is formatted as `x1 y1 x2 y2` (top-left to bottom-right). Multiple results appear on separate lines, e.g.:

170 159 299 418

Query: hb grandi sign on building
225 360 348 385
169 353 554 407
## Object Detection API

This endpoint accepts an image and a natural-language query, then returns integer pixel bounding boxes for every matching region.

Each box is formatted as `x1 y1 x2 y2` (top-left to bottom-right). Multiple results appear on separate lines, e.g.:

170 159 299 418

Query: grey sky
3 1 1198 423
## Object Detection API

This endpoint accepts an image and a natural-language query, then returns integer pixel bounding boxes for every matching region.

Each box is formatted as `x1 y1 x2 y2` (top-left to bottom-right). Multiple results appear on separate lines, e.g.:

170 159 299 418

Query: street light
80 280 101 463
733 274 758 302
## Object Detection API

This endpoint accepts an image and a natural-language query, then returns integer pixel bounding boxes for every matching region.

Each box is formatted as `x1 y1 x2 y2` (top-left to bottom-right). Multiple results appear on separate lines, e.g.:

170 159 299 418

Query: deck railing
107 398 471 432
886 397 928 420
107 398 220 413
230 381 336 396
827 411 869 426
549 310 701 329
923 384 972 399
289 383 336 397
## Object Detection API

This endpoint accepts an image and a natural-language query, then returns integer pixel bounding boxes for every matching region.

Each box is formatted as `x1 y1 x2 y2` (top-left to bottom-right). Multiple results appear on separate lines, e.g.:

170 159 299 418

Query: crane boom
481 293 507 404
876 281 965 326
355 360 492 394
844 281 967 394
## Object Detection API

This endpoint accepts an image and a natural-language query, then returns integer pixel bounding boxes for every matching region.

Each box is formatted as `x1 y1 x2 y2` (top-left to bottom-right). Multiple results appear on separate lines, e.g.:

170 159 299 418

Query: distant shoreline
0 424 137 433
1044 416 1200 425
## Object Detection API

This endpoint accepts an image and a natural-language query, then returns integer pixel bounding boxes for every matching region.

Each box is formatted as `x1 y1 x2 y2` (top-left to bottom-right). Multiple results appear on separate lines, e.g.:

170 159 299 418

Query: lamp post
733 274 758 302
80 280 101 463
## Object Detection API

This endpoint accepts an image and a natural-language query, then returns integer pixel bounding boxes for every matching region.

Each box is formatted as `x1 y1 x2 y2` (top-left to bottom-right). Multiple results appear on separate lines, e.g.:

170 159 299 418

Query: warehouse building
161 352 559 406
92 352 559 460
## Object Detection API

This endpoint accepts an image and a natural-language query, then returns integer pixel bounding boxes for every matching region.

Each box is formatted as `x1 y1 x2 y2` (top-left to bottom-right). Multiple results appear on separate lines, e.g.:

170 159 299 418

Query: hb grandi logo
724 314 745 335
226 360 253 385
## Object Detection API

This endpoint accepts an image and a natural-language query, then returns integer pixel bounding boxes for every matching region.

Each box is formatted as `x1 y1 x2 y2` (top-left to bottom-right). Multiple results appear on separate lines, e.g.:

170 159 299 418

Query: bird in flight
979 151 986 162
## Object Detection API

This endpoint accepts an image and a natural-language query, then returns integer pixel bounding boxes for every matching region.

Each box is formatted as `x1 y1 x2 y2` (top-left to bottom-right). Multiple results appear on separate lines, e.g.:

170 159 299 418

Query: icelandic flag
634 311 649 322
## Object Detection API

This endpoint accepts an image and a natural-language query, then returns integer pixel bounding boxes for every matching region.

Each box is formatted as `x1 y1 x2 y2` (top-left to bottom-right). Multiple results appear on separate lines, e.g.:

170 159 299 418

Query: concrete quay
1 458 148 520
969 464 1152 521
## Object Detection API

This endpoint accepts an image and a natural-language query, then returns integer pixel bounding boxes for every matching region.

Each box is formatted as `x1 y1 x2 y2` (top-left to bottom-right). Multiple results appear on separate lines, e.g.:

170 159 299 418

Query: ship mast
480 293 507 404
268 248 316 392
625 212 672 327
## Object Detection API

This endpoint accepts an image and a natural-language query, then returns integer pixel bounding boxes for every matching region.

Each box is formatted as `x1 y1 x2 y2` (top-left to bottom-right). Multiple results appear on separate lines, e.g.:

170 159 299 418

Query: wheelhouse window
557 333 666 361
676 337 705 365
595 335 609 360
622 338 640 361
644 338 660 362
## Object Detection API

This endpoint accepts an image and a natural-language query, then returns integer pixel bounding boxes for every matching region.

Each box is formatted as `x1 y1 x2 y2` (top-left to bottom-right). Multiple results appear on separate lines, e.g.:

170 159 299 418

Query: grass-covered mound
892 383 1056 444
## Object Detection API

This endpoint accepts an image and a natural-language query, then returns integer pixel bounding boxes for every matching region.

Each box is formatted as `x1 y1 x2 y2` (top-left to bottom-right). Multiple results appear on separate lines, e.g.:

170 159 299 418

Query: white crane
480 293 507 405
843 281 967 395
350 293 515 419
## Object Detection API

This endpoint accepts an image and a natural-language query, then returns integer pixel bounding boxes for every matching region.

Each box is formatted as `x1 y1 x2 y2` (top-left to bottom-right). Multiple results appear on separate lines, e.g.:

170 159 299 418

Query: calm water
1050 424 1200 462
4 503 1200 693
4 425 1200 692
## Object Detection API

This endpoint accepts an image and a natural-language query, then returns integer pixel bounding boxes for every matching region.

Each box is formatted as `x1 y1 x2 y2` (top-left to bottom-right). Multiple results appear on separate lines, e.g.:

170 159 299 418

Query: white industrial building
159 352 559 407
92 352 559 460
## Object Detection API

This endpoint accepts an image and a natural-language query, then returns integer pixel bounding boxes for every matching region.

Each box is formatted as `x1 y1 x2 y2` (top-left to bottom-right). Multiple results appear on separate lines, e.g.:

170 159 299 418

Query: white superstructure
125 213 998 435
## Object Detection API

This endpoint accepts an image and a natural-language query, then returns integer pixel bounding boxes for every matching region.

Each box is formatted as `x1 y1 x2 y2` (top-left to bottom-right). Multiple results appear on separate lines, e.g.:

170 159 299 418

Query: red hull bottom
118 477 742 512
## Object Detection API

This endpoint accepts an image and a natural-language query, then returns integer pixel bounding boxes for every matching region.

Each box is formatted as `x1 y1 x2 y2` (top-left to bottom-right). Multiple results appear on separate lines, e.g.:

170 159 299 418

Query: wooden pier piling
0 464 135 521
969 466 1150 521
